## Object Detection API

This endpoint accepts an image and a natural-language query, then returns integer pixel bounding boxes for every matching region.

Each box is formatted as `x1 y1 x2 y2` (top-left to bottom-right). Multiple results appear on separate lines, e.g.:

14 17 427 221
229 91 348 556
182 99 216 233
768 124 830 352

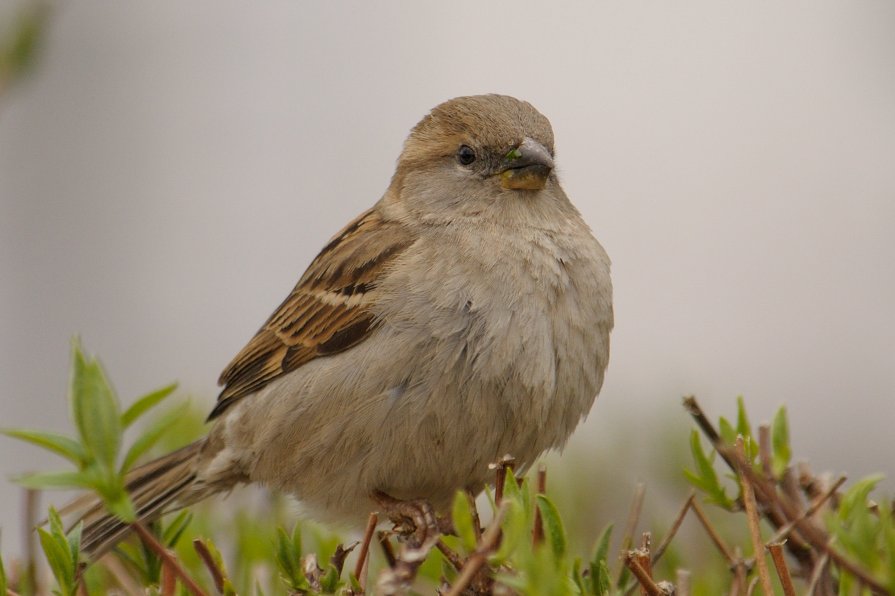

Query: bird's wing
208 207 416 420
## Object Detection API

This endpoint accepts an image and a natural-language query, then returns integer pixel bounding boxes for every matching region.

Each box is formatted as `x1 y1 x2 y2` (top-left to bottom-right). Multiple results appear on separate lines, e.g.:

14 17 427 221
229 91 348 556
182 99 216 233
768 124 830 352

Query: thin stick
758 424 773 479
805 553 829 595
690 498 736 564
377 531 396 568
623 552 664 596
731 547 747 596
746 576 760 596
355 513 378 590
193 539 225 594
445 502 508 596
614 482 646 586
466 490 482 543
736 437 774 596
676 569 691 596
636 533 653 596
767 542 796 596
435 540 464 572
766 476 846 545
729 449 889 593
652 491 694 564
99 554 144 596
160 559 177 596
22 489 38 595
493 455 515 505
131 522 207 596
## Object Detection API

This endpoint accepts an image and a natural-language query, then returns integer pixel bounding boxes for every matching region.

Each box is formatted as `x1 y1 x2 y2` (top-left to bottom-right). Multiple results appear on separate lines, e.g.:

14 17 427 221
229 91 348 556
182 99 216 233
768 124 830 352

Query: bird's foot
372 490 446 547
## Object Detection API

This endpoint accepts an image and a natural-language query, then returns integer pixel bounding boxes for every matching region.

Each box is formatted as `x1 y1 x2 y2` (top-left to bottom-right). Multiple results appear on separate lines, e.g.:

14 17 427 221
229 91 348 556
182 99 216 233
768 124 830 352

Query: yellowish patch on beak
500 165 550 191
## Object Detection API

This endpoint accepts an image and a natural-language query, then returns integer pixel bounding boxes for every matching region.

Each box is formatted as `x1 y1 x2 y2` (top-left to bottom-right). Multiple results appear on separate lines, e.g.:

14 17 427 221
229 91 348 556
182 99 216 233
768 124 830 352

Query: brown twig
676 569 691 596
22 488 38 595
736 437 774 596
758 424 773 479
728 449 889 594
99 554 144 596
466 490 482 543
805 552 829 595
492 455 515 505
445 501 508 596
131 521 207 596
731 546 747 596
377 531 396 568
766 476 846 545
160 559 176 596
636 533 653 596
652 491 694 564
614 482 646 586
193 539 225 594
623 552 666 596
355 512 378 590
767 542 796 596
435 539 464 572
690 498 736 565
746 576 760 596
685 396 815 570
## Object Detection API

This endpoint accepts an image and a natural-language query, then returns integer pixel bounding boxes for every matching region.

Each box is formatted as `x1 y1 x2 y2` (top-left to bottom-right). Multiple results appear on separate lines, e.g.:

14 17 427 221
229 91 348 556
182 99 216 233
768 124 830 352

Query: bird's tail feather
75 440 204 559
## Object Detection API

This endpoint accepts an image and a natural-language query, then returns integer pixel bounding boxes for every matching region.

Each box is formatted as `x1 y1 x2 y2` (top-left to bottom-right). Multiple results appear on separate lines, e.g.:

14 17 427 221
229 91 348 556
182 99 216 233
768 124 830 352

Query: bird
78 94 614 557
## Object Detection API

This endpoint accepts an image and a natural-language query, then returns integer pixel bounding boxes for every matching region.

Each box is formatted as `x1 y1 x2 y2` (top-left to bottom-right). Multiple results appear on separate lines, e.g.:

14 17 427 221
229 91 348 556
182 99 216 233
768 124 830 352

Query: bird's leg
371 490 442 547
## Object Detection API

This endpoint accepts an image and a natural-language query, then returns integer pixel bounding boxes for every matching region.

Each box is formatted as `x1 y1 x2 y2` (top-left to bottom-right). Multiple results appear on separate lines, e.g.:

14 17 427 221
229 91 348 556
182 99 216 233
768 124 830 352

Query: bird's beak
498 137 554 191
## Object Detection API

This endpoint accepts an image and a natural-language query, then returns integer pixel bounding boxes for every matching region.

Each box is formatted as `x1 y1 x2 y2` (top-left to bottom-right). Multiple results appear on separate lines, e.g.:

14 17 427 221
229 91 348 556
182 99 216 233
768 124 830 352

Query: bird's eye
457 145 476 166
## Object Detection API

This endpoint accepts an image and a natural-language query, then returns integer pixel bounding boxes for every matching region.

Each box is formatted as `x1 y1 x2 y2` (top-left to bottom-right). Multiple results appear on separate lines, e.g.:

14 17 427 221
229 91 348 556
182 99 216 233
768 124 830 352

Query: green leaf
162 511 193 549
684 430 734 508
121 402 190 472
718 417 736 445
0 429 87 466
535 494 566 561
38 527 71 591
771 406 791 477
105 493 136 523
12 470 92 490
70 341 122 470
735 396 752 439
121 382 178 428
451 491 478 552
594 560 611 595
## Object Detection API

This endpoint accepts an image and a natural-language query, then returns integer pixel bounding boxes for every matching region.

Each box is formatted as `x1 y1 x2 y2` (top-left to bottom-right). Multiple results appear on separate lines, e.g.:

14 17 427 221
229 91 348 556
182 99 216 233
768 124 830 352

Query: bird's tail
71 440 206 559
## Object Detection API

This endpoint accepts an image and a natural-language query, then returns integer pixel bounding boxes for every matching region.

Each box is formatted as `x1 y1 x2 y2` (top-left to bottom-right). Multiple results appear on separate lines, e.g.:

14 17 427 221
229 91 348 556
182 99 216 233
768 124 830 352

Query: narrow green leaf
735 395 752 439
594 559 611 595
718 417 736 445
0 429 87 466
70 341 122 470
38 527 73 592
771 406 791 477
120 402 190 472
451 491 477 551
121 382 178 428
535 494 566 560
162 511 193 549
12 470 92 490
66 522 82 572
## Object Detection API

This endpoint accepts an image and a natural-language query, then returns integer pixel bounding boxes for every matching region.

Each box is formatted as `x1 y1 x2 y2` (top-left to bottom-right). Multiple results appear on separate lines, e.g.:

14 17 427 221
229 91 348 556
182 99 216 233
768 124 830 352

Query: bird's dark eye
457 145 476 166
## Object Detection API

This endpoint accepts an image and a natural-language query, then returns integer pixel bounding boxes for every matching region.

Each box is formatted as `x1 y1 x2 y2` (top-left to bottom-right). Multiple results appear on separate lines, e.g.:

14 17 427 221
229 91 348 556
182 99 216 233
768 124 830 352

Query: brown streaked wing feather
207 208 416 420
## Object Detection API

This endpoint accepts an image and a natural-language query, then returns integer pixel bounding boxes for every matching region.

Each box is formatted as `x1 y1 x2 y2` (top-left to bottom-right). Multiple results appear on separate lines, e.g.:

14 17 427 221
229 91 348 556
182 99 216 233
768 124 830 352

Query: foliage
2 345 893 595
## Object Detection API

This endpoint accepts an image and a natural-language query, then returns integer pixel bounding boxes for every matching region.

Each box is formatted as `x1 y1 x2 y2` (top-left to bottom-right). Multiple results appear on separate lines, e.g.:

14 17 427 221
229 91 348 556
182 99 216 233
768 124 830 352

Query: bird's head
388 95 568 223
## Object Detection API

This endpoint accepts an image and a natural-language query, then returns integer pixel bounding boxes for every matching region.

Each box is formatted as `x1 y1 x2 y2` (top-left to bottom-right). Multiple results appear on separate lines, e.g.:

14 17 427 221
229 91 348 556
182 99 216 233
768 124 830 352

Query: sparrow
79 94 613 556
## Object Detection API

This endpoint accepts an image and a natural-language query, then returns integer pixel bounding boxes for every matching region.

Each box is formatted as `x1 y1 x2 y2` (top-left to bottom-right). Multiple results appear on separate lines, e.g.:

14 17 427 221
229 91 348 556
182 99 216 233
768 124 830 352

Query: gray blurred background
1 1 894 558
